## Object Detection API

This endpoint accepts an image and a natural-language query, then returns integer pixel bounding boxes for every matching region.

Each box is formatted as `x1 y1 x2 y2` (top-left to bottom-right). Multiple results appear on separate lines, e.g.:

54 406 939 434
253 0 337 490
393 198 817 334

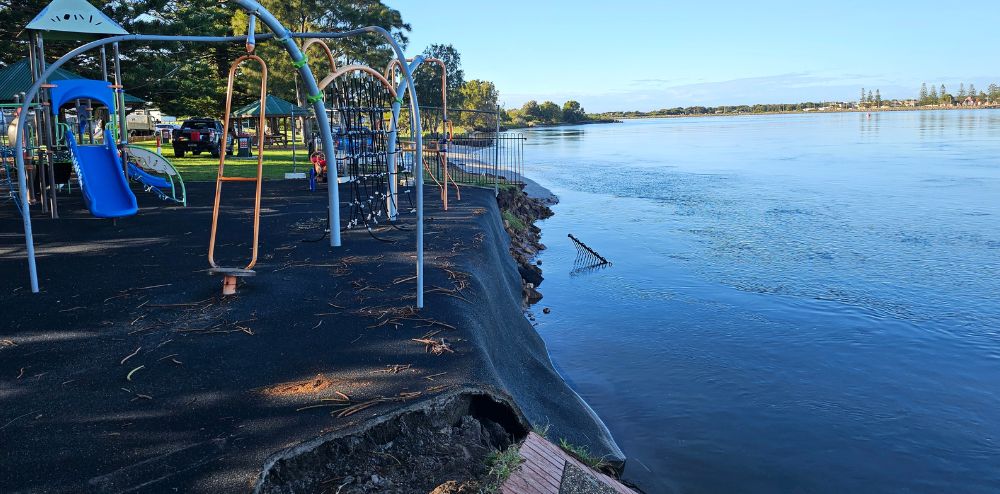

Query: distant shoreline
597 105 1000 120
504 104 999 131
504 118 621 131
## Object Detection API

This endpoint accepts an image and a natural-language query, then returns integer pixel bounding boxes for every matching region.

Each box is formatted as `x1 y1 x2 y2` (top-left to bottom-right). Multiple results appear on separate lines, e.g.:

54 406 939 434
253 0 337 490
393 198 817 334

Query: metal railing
398 132 525 191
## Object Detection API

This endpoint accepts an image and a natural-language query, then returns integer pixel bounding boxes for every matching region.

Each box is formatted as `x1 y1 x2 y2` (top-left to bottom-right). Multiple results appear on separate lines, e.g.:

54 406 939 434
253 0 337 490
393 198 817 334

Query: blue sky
385 0 1000 112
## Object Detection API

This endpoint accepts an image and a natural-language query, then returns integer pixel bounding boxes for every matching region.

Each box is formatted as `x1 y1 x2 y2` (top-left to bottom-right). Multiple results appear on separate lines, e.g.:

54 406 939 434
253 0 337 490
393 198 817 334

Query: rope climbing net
328 70 401 240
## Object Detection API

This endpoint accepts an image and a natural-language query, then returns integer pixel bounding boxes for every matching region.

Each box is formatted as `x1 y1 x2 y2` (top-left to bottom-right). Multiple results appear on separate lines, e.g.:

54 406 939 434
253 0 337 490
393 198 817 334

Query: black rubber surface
0 180 623 493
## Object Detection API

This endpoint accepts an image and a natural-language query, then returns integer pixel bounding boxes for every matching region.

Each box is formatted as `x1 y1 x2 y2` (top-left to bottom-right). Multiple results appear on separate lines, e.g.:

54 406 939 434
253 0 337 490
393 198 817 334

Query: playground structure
302 37 406 238
327 66 397 239
387 57 461 211
9 0 427 306
50 79 137 218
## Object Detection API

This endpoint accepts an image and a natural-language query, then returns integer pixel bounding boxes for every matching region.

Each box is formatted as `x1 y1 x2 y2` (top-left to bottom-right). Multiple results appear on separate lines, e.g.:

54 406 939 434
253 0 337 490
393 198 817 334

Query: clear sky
384 0 1000 112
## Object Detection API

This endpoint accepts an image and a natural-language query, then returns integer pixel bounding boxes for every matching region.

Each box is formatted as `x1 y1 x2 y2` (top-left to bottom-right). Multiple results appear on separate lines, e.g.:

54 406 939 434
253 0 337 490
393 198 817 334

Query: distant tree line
594 101 848 119
502 100 591 127
858 88 883 108
411 44 499 131
915 82 1000 106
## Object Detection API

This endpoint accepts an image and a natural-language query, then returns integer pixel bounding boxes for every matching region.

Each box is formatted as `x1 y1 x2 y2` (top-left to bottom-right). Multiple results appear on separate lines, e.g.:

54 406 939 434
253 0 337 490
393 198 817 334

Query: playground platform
0 180 624 492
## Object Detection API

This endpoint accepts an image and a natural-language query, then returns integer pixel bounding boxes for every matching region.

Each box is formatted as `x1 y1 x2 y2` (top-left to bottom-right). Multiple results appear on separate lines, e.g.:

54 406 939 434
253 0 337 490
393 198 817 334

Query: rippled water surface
522 111 1000 493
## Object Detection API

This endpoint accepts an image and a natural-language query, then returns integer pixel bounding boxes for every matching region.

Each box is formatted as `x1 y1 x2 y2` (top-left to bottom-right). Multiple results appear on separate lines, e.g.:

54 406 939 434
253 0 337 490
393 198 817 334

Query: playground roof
23 0 128 40
0 59 144 105
231 95 311 118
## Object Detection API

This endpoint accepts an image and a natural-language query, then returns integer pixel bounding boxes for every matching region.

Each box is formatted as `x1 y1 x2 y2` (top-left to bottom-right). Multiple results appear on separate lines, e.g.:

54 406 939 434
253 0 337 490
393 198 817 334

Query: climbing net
327 70 401 240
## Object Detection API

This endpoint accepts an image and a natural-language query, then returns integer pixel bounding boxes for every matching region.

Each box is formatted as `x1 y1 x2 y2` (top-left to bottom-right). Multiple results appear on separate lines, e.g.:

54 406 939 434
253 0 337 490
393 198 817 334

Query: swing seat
209 267 256 277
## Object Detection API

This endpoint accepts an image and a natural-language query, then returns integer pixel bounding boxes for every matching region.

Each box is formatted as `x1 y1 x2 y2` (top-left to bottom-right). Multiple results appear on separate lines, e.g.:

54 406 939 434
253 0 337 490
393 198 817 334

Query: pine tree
875 89 882 108
919 83 928 104
868 90 873 105
860 87 866 106
959 83 966 98
929 85 938 103
940 84 947 102
968 84 976 100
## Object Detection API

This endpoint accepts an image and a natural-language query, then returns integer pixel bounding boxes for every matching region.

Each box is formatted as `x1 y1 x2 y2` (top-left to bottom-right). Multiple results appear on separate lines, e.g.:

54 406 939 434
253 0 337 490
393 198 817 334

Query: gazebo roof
0 59 143 104
23 0 128 40
232 95 311 117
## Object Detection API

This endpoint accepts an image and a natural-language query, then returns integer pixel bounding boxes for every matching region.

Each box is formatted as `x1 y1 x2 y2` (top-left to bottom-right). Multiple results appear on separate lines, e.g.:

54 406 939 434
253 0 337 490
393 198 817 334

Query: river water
522 111 1000 493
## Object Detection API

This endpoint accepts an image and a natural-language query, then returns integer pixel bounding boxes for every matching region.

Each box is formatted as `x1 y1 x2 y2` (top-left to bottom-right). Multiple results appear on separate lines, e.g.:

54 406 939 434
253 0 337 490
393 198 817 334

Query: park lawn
131 141 311 181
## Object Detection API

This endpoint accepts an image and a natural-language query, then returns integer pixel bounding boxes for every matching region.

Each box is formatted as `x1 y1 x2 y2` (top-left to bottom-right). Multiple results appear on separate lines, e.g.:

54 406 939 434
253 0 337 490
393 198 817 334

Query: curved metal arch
319 65 397 96
386 57 449 111
302 38 338 76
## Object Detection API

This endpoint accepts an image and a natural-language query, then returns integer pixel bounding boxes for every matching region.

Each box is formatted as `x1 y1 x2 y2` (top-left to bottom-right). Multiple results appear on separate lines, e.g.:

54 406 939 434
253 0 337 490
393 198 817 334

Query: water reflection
859 111 879 136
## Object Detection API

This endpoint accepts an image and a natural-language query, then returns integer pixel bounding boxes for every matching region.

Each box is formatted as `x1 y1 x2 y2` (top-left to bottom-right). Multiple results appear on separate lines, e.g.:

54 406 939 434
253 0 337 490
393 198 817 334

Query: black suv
172 118 233 158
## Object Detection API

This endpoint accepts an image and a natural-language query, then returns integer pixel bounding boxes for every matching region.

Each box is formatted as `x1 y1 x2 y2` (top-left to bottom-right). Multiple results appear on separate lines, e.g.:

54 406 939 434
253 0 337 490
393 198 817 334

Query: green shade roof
0 59 143 104
232 95 311 118
24 0 128 40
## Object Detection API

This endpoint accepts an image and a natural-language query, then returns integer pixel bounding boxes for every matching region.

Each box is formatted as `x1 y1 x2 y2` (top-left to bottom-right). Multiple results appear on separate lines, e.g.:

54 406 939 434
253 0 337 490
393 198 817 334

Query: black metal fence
397 132 525 190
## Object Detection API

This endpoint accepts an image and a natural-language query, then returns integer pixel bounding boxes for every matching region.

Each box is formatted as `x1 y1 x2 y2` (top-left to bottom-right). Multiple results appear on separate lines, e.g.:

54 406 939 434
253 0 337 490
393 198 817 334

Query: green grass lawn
131 141 311 181
129 141 516 191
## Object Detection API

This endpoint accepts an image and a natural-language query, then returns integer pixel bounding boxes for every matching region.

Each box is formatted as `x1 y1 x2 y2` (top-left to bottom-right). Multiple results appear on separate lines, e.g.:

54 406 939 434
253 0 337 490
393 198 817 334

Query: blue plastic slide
66 130 138 218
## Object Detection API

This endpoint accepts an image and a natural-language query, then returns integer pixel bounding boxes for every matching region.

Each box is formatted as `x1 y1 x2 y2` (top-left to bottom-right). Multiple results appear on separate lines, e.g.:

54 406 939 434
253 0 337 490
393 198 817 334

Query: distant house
962 96 977 106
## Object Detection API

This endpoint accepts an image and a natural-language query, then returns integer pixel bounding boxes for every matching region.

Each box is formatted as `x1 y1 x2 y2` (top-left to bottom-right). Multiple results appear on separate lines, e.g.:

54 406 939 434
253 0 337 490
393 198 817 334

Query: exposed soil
497 185 554 305
256 388 528 493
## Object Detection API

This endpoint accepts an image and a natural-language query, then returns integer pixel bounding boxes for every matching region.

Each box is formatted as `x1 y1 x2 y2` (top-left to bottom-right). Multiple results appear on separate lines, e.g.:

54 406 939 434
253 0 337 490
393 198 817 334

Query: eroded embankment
427 185 626 469
256 387 530 493
0 181 623 492
254 185 626 490
497 186 554 304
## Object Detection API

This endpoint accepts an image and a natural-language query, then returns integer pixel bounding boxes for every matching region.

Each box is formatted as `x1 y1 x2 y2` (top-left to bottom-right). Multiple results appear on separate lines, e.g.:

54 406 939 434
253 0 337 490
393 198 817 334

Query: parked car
171 118 233 158
155 123 179 144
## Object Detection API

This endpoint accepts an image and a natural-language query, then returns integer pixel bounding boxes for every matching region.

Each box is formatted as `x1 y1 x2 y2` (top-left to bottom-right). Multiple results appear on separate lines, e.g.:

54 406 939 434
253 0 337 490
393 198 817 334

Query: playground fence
398 132 525 190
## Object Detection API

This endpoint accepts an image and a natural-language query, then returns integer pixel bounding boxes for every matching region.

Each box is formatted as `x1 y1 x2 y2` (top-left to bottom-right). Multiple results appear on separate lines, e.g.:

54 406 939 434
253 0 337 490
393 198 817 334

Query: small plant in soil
502 210 526 231
559 438 613 473
532 423 551 439
481 445 524 493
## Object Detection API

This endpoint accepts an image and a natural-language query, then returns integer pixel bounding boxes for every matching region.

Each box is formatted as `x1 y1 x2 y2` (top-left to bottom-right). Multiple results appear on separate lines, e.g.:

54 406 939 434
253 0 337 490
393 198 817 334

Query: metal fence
397 132 525 191
394 105 526 190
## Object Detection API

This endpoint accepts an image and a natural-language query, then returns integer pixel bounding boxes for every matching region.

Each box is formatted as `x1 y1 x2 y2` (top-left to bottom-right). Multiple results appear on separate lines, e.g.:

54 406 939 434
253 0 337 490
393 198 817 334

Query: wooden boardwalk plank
501 433 636 494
